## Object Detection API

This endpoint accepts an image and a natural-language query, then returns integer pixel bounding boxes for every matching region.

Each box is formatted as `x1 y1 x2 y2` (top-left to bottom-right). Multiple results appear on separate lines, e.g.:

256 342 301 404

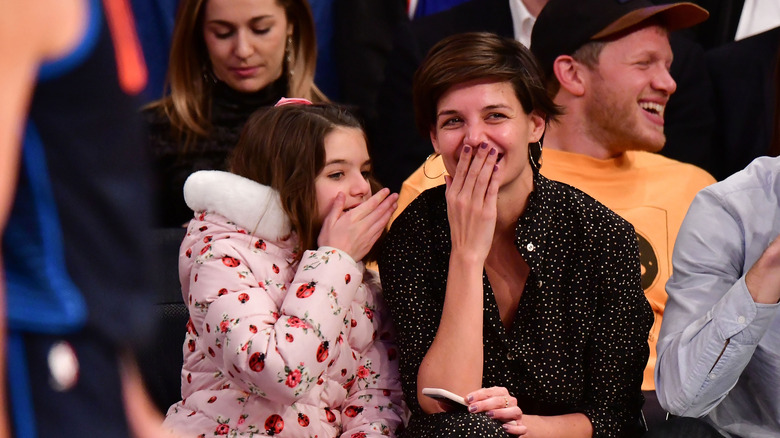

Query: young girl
163 99 404 437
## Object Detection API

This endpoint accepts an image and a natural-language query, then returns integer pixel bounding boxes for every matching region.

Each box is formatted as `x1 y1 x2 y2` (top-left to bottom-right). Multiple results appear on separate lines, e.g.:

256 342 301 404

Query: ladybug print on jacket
298 412 310 427
249 352 265 372
222 256 240 267
345 273 351 284
238 293 249 303
272 264 280 274
296 281 317 298
324 407 336 423
255 239 266 250
285 333 294 342
316 341 329 362
264 414 284 436
344 405 363 418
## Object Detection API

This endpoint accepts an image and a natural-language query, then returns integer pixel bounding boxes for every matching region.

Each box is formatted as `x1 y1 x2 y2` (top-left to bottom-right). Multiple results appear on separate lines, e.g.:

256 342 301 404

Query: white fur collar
183 170 291 240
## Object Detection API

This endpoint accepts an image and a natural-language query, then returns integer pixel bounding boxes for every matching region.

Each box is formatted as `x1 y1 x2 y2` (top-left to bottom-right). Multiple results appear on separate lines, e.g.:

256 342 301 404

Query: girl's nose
350 172 371 199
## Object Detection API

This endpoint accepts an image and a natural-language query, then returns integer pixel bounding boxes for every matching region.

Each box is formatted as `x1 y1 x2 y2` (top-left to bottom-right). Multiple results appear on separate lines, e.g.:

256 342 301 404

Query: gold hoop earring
529 141 543 171
423 153 445 179
285 35 294 78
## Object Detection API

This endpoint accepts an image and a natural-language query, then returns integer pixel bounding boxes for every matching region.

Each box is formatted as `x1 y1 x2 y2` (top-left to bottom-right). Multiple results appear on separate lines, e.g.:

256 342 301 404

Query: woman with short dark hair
380 32 653 437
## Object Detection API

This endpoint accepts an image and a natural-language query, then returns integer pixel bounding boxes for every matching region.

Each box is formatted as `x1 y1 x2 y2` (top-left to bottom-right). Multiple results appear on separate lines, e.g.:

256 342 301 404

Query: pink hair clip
274 97 313 107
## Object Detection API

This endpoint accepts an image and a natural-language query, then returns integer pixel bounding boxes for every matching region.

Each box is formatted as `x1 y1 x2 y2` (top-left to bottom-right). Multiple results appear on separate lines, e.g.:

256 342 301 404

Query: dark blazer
371 0 715 192
706 26 780 180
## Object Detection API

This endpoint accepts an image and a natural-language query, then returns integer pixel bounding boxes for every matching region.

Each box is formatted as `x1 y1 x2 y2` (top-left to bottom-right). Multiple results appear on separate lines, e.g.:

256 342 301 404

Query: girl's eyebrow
206 15 273 26
323 159 372 167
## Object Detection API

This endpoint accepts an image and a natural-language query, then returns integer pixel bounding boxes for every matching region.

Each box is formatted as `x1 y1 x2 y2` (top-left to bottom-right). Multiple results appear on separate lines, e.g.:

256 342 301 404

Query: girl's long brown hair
230 103 383 263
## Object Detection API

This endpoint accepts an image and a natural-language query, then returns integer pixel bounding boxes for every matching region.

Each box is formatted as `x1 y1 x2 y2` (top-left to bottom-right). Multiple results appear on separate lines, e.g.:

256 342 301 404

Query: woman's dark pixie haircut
413 32 561 136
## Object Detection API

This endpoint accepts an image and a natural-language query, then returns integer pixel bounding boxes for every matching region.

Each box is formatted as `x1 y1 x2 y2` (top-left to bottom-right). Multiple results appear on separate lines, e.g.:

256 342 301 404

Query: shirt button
537 280 543 288
507 352 514 360
526 243 535 252
737 316 746 324
708 373 717 380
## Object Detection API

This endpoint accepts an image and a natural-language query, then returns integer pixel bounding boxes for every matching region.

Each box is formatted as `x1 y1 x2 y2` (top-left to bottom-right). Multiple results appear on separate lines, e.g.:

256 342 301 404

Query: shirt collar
509 0 537 48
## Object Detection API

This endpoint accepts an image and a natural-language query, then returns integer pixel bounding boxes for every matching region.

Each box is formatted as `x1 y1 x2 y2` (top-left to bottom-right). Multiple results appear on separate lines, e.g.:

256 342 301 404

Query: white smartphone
422 387 468 411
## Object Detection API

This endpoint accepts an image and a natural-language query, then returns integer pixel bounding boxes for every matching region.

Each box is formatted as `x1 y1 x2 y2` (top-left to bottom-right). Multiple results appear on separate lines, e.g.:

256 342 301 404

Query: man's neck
543 111 626 160
521 0 547 17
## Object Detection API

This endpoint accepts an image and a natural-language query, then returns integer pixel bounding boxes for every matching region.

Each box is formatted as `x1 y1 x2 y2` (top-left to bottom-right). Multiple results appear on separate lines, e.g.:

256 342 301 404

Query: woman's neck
494 170 534 234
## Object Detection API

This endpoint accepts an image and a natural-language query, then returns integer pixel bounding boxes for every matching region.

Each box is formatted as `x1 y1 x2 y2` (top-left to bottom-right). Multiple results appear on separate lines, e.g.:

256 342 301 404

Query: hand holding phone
422 387 468 411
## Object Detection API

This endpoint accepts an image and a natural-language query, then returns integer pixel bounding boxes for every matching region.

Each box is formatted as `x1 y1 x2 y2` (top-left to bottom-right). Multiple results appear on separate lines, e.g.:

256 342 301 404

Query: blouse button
537 280 543 288
737 315 746 324
507 352 514 361
526 243 535 252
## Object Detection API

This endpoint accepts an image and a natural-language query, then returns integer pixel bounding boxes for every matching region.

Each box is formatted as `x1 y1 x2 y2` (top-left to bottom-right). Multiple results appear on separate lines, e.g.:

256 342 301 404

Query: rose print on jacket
277 363 315 397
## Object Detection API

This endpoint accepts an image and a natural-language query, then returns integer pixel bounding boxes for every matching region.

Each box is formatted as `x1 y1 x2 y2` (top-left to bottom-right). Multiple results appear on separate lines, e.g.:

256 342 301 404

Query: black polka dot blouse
379 173 653 438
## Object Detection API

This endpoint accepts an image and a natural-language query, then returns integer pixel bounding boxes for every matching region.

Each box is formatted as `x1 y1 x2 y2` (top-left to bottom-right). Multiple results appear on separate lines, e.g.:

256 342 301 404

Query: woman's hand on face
317 188 399 262
445 142 501 261
466 386 527 436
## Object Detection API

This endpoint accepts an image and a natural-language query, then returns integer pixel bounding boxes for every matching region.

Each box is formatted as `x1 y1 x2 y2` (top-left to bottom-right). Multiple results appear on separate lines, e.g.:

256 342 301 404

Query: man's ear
553 55 586 97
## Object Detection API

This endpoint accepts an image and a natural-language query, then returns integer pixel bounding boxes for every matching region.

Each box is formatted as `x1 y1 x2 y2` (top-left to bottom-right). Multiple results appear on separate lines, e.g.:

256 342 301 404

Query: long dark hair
230 103 383 262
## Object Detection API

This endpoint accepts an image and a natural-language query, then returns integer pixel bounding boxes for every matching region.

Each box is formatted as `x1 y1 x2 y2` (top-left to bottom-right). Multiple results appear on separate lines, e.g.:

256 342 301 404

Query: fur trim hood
183 170 291 240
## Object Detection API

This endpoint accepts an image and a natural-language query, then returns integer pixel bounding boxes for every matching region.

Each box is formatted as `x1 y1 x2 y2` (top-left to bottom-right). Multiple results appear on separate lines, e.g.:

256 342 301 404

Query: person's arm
187 234 365 405
0 2 86 436
339 274 405 437
656 189 780 417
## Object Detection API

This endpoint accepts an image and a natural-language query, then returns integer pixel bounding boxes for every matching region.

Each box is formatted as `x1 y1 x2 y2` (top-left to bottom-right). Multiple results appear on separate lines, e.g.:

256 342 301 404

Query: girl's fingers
322 192 346 228
348 188 391 221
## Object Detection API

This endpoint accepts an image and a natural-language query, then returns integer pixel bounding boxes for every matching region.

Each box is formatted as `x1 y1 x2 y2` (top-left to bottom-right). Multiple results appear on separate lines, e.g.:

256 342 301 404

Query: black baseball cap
530 0 709 78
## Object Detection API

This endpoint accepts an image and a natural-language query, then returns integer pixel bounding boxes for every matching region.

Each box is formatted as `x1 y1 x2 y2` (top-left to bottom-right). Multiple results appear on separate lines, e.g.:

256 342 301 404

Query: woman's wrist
449 248 487 267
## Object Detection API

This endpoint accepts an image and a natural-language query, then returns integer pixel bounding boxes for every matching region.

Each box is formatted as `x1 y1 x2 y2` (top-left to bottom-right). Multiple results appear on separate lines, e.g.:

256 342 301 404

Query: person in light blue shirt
653 155 780 438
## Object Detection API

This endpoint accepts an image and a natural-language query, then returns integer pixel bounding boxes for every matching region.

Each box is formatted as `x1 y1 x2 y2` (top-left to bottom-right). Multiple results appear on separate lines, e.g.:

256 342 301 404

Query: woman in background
146 0 324 226
164 99 403 437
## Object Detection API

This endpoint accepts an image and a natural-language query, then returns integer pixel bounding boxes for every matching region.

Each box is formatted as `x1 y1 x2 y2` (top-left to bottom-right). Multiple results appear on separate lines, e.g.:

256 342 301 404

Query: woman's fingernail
494 165 499 172
489 148 496 155
466 395 474 403
463 145 471 154
486 410 495 418
502 424 510 430
468 404 477 413
480 142 488 149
